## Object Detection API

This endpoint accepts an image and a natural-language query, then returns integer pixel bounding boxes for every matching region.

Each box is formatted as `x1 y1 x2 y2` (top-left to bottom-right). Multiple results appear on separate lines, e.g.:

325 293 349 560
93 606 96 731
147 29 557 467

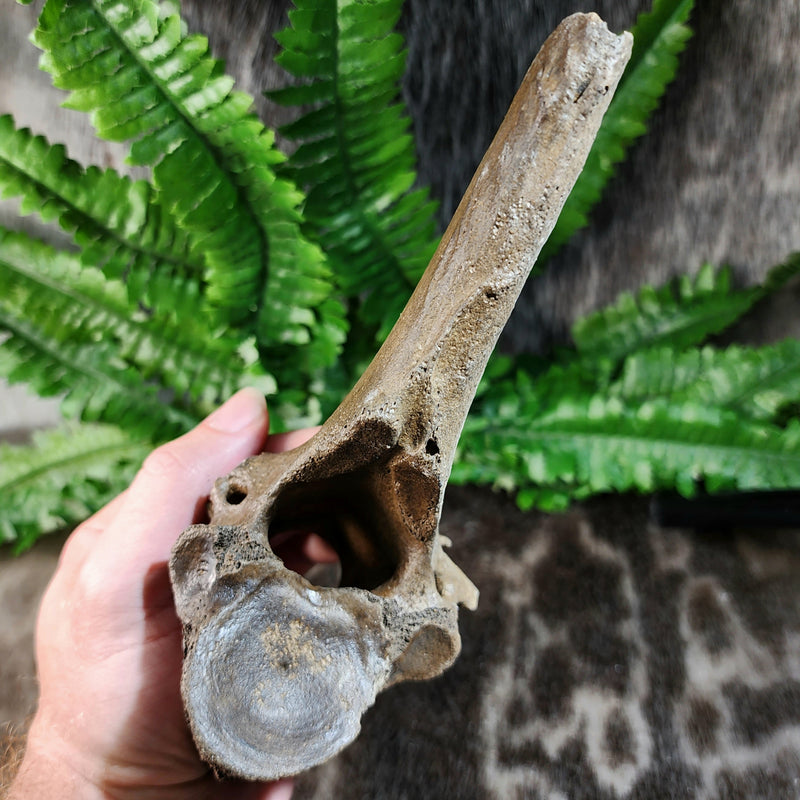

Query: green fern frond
33 0 345 375
0 228 273 438
538 0 695 264
0 423 149 551
457 257 800 510
0 114 205 319
570 263 764 364
762 251 800 293
455 394 800 504
613 341 800 422
270 0 440 344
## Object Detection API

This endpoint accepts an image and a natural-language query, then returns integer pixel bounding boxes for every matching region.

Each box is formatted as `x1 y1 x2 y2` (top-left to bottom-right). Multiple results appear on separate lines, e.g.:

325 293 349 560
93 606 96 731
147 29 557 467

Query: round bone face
182 574 388 780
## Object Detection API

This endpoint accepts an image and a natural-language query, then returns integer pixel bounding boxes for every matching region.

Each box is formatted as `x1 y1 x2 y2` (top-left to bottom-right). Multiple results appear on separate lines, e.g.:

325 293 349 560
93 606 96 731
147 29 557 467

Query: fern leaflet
457 259 800 509
455 395 800 506
33 0 346 382
571 263 765 364
0 228 273 439
0 114 206 320
270 0 441 347
538 0 695 264
0 423 149 551
613 341 800 422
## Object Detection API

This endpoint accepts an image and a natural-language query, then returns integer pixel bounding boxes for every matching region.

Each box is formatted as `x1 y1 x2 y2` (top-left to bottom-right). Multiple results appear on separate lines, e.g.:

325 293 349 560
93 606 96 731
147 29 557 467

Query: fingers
269 529 340 578
304 532 340 563
218 777 293 800
251 778 294 800
91 388 269 573
74 396 317 580
259 780 294 800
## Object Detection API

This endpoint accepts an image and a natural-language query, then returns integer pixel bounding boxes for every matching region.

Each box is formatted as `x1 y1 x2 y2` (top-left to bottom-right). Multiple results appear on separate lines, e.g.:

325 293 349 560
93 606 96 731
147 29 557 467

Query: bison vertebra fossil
169 12 631 781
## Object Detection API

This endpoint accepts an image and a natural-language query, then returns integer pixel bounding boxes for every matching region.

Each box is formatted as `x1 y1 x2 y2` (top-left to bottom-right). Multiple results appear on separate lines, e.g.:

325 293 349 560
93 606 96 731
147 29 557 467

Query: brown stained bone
169 13 632 781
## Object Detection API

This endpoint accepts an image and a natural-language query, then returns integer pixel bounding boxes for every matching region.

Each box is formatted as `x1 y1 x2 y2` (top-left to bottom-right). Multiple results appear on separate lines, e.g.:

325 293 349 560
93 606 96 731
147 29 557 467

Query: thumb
95 388 269 570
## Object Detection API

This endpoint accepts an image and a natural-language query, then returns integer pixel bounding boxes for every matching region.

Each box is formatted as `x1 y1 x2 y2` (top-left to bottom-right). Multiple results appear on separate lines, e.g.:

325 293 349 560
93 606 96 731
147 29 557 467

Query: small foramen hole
426 438 440 456
226 488 247 505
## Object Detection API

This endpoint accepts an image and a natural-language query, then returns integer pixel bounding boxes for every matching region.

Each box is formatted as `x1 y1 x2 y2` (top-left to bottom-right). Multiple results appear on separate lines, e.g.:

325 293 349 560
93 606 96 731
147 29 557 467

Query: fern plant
452 256 800 510
269 0 440 346
2 0 798 551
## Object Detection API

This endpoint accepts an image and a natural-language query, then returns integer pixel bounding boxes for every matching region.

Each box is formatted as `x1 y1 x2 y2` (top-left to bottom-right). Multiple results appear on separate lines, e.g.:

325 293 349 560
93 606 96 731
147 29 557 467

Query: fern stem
510 429 800 471
462 403 800 499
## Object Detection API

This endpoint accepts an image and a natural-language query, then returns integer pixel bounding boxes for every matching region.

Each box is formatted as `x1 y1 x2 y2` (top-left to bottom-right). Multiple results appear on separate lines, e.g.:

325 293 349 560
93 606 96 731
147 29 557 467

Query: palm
37 557 233 794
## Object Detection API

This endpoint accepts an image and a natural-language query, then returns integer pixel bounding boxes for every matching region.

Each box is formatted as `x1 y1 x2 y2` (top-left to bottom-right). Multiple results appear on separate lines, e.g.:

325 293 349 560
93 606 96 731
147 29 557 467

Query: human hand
10 389 321 799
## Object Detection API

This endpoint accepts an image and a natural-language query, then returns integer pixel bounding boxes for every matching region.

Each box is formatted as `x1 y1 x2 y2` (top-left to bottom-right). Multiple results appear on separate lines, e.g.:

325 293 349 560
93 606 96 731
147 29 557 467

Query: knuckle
72 557 108 612
140 442 190 481
57 530 89 571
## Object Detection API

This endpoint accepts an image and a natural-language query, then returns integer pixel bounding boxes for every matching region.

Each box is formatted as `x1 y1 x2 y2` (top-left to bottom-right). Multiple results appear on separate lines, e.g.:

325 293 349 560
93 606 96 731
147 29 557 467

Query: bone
168 12 632 781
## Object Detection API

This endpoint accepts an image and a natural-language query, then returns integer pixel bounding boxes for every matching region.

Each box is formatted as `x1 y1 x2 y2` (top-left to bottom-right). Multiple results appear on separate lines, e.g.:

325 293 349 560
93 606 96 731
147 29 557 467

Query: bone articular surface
169 12 632 781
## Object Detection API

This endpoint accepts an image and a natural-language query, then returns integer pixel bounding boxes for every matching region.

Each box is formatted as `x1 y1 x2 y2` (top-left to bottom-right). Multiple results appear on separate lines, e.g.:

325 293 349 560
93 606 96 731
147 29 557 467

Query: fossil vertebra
169 12 631 781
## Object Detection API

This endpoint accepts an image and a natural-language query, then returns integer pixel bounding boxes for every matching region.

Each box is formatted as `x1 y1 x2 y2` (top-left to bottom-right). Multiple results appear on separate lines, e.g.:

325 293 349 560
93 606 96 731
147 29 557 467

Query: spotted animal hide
294 490 800 799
